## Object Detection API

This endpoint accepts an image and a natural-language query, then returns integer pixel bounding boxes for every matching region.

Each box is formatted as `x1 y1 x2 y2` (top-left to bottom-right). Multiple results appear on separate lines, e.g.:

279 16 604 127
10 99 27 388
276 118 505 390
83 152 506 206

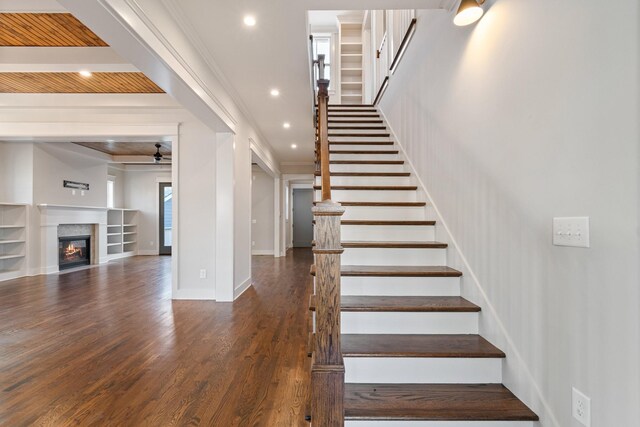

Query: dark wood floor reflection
0 249 313 426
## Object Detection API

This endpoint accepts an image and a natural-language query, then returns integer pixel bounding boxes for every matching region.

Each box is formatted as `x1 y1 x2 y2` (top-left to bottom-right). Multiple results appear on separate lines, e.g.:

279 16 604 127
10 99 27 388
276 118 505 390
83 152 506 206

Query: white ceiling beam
0 0 66 12
306 0 455 10
0 47 138 72
111 155 168 164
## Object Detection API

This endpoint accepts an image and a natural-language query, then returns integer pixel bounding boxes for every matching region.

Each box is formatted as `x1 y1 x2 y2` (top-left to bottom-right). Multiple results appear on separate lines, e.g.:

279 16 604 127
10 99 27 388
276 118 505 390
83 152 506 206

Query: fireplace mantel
37 205 109 275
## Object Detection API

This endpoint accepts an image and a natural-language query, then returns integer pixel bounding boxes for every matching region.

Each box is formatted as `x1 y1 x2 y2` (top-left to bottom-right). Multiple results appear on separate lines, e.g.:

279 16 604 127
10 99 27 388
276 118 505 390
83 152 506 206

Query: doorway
159 182 172 255
292 189 313 247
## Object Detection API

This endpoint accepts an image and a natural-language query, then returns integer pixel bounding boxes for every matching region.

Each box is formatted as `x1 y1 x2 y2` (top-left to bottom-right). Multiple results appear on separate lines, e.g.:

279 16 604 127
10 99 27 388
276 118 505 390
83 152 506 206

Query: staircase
310 104 539 426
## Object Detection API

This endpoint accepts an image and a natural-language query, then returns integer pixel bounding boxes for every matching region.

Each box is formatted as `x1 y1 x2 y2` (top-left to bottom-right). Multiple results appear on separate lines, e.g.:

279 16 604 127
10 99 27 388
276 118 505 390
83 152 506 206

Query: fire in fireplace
58 236 91 270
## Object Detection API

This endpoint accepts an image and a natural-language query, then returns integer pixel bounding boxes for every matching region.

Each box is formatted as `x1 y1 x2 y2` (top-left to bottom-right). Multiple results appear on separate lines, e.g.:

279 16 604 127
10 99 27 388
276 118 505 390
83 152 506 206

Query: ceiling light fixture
283 122 291 129
291 144 297 149
79 70 92 78
454 0 485 26
270 88 280 97
243 15 256 27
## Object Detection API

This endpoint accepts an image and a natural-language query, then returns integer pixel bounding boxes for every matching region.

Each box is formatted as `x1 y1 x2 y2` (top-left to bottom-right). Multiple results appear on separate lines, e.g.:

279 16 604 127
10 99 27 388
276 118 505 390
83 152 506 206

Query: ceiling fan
153 143 172 164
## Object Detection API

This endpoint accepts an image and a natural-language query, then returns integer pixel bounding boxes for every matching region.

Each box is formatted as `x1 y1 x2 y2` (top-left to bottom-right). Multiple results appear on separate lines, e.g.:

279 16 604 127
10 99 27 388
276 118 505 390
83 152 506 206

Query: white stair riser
317 189 417 202
341 247 447 266
316 176 413 186
341 225 435 242
330 163 407 173
346 421 536 427
330 130 390 136
344 357 502 384
331 153 399 161
338 312 478 334
329 136 393 143
329 144 395 151
341 276 460 297
341 206 429 220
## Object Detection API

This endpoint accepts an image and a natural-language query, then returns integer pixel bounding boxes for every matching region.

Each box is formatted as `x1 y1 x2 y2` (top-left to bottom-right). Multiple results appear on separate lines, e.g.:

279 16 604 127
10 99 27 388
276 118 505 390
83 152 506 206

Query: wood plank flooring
0 250 312 426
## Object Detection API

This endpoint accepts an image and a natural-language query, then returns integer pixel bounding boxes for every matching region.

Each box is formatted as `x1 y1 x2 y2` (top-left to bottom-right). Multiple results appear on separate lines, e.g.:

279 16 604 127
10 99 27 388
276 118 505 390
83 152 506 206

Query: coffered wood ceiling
0 13 108 46
0 72 164 93
73 141 171 156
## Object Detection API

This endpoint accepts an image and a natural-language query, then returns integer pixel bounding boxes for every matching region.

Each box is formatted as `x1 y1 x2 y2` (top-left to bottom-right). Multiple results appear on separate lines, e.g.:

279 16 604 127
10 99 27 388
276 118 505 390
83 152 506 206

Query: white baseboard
234 276 252 299
137 249 159 256
172 287 216 300
251 250 274 256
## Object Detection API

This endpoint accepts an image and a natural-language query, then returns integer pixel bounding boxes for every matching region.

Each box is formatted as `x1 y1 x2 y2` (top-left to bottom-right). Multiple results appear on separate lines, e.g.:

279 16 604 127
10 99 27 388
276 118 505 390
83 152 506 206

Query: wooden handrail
317 78 331 201
310 56 344 426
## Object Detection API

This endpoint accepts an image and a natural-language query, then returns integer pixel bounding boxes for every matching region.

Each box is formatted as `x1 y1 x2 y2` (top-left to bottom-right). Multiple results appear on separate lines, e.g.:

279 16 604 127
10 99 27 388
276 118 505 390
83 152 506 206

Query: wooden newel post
311 200 345 426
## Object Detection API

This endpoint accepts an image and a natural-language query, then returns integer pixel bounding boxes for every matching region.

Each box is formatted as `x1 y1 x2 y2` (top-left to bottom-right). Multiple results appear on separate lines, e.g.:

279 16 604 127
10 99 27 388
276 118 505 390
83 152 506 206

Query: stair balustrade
310 55 345 426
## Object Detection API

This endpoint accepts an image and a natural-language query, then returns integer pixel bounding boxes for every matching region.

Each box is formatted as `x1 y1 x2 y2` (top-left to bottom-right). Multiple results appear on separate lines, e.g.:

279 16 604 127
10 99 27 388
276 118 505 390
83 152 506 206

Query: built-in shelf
339 19 364 104
0 203 27 281
341 53 363 57
0 240 26 244
107 209 138 259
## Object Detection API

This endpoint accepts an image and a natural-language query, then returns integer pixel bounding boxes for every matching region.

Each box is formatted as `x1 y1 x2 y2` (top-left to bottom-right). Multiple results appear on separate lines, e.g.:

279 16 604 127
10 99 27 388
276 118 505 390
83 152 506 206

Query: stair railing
311 54 345 426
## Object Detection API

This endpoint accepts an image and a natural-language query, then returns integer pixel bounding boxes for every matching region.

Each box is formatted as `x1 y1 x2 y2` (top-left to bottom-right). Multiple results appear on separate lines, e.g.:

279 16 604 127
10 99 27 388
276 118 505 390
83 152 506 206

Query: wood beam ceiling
0 72 163 93
0 13 108 47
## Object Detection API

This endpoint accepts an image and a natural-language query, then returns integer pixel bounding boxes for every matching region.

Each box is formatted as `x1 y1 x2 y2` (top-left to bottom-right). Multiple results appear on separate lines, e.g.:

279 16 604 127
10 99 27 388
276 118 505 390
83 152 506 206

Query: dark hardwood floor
0 249 312 426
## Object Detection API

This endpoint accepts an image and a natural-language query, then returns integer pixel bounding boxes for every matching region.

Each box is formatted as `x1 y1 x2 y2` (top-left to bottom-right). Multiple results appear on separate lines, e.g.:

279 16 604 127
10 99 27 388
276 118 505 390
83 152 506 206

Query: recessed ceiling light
283 122 291 129
291 144 297 149
243 15 256 27
270 88 280 97
79 70 92 78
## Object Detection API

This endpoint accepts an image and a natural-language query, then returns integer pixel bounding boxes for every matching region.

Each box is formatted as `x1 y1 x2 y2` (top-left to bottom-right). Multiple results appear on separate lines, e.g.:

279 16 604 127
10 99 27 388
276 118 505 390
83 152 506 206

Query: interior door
159 182 172 255
292 189 313 248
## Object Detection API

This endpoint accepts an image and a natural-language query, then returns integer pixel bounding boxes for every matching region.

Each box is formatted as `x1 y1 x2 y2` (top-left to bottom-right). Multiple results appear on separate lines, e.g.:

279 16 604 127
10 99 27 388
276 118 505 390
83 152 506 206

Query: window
107 176 115 208
313 34 332 89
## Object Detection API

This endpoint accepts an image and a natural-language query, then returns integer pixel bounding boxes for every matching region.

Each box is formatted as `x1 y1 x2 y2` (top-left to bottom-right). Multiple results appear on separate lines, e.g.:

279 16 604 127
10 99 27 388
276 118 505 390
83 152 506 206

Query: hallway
0 251 312 426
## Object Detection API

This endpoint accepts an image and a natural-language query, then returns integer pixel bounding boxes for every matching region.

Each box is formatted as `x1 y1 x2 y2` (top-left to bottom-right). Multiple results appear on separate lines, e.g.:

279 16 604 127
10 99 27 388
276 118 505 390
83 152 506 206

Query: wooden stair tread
329 133 391 137
341 334 505 358
341 241 447 248
339 265 462 277
309 295 479 312
329 150 399 154
313 185 417 190
328 119 383 123
312 220 435 226
329 141 393 145
309 264 463 277
344 383 539 421
328 114 380 118
330 160 404 164
313 201 426 207
314 172 410 177
328 126 387 130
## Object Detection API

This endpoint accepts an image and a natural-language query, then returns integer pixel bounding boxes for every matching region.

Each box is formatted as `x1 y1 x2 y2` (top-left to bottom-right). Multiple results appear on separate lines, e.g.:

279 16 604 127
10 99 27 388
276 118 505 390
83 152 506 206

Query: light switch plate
553 217 590 247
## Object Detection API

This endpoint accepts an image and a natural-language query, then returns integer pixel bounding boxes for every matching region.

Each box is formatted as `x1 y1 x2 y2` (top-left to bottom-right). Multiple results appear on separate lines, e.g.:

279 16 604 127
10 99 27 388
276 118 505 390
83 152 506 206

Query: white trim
379 109 560 427
170 134 179 298
137 249 159 256
251 250 274 256
0 122 178 138
234 276 252 299
172 287 216 300
280 162 315 166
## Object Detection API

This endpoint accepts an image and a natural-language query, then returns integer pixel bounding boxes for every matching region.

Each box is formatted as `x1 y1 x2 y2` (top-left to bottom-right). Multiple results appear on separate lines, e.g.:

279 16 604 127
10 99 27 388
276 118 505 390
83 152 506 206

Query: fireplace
58 236 91 270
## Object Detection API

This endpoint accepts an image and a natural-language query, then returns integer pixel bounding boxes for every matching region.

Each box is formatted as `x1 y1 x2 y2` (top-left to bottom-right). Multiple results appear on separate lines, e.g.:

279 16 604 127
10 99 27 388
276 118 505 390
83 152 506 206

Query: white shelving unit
339 22 363 104
107 209 138 259
0 203 27 281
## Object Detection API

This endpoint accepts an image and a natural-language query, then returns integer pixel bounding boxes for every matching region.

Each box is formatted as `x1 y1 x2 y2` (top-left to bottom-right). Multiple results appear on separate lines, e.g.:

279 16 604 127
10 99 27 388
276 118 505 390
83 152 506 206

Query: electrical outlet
199 269 207 279
553 217 590 247
572 387 591 426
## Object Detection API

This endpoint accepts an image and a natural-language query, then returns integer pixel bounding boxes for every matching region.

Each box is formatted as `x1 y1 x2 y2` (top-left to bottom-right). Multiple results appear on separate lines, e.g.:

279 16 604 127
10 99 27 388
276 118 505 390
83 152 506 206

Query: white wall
251 168 275 254
32 143 107 207
123 166 171 255
0 142 33 204
379 1 640 426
